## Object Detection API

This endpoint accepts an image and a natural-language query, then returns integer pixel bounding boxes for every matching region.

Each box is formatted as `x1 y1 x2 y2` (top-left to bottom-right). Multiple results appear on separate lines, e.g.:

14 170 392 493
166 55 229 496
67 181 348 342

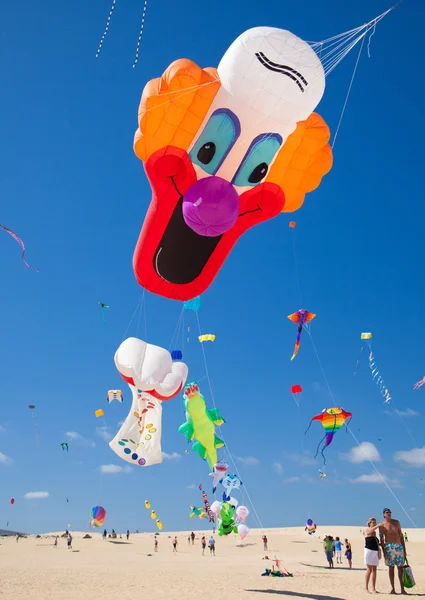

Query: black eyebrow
255 51 308 93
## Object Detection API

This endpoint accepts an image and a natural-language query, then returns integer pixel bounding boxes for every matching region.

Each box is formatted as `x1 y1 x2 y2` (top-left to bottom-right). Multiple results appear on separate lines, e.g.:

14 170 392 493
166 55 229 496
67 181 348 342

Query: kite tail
304 419 314 436
0 224 39 271
320 444 327 466
290 339 300 361
313 433 326 460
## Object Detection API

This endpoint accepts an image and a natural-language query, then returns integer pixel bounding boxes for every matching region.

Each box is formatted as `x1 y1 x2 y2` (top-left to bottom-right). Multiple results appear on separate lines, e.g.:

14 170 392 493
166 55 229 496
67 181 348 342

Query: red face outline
133 146 285 301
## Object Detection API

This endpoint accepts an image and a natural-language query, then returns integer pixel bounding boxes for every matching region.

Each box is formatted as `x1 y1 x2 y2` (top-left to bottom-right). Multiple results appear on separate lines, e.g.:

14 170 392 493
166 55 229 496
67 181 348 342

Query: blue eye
189 109 240 175
232 133 283 187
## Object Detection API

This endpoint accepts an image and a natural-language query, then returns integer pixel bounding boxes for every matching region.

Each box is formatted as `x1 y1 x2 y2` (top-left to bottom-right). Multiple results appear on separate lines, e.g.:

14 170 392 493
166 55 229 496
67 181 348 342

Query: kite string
347 427 417 528
331 32 366 149
96 0 117 58
132 0 148 68
195 312 266 534
305 327 417 528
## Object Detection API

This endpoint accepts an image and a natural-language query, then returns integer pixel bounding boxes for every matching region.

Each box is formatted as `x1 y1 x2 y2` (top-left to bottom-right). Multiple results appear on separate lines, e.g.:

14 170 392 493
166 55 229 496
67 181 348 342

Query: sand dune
1 526 422 599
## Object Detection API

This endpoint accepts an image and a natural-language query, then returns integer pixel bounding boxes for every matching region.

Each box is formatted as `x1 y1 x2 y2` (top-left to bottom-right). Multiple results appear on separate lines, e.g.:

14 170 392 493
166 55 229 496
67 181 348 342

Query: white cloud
285 452 316 466
186 484 196 489
0 452 13 465
394 447 425 467
65 431 81 440
65 430 95 448
0 424 6 433
283 476 300 484
343 442 381 464
273 462 283 474
349 472 401 487
96 426 112 443
236 456 259 466
24 491 49 499
100 464 131 474
162 451 182 461
393 408 420 417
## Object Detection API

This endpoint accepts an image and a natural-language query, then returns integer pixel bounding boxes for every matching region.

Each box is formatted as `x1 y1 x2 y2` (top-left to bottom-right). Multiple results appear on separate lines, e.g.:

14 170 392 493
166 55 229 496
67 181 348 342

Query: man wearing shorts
379 508 407 595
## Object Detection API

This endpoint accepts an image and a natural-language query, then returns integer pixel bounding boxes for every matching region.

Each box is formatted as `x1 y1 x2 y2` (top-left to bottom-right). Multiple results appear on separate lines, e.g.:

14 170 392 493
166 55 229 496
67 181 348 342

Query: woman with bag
364 517 381 594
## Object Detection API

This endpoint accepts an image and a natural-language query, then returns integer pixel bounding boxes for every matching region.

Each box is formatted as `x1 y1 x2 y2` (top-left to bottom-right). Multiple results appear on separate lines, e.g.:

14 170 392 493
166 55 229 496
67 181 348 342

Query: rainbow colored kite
287 309 316 360
305 407 352 464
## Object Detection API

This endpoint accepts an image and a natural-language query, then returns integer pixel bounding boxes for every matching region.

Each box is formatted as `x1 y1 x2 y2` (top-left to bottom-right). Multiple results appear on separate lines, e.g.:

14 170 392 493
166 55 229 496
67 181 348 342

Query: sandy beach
1 526 423 599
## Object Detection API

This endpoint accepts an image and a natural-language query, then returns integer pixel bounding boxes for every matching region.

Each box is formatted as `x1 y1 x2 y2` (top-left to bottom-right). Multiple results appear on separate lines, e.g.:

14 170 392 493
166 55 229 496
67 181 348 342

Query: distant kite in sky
28 404 39 443
199 334 215 343
98 302 109 323
414 377 425 390
355 332 392 403
291 384 302 407
107 390 123 403
287 309 316 360
305 407 352 465
61 442 69 452
0 224 39 271
95 0 148 67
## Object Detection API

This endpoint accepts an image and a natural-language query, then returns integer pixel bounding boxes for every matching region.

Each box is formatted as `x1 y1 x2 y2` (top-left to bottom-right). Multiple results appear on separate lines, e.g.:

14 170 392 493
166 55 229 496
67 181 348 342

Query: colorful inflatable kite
145 500 163 530
178 382 224 469
288 309 316 360
109 337 188 468
221 474 243 501
132 27 332 301
91 505 106 527
305 407 352 464
305 518 316 534
210 459 229 493
189 505 206 519
199 484 215 522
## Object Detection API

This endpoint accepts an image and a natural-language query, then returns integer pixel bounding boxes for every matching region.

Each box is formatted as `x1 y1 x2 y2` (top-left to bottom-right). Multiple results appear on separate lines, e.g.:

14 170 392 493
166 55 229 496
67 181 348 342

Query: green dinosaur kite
178 382 224 469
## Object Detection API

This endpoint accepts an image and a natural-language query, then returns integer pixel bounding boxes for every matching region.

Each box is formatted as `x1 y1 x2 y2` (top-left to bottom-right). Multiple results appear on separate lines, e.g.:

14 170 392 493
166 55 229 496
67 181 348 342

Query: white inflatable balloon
109 337 188 467
238 524 250 540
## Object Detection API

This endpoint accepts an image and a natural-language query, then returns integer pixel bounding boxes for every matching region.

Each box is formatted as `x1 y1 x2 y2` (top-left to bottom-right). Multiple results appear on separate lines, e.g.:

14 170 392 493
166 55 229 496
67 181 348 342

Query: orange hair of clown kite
133 61 332 213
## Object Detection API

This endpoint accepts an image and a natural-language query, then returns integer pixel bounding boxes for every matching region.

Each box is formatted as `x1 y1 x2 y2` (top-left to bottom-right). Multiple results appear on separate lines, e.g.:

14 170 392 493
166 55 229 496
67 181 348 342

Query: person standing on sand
53 537 58 548
262 535 268 551
325 536 334 568
67 533 72 550
126 530 130 541
201 535 206 555
379 508 407 595
103 529 107 541
364 517 380 594
172 536 178 552
154 537 158 552
209 535 215 555
334 537 342 564
191 531 195 545
15 534 19 543
344 538 352 568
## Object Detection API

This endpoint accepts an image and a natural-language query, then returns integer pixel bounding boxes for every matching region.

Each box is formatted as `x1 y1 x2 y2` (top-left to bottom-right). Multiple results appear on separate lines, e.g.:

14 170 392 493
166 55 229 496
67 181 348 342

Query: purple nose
182 177 240 237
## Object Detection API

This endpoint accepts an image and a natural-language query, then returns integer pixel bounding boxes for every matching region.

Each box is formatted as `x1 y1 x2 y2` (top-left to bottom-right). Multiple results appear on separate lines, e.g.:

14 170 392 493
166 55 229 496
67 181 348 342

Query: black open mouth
153 193 222 285
153 177 263 285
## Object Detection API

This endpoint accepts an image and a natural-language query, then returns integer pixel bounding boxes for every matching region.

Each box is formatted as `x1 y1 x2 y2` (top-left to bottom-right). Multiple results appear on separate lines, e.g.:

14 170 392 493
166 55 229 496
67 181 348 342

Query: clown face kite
109 337 188 467
133 27 332 300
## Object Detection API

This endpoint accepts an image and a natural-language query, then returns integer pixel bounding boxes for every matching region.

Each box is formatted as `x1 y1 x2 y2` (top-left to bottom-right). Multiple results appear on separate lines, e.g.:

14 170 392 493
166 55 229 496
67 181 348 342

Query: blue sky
1 0 425 534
